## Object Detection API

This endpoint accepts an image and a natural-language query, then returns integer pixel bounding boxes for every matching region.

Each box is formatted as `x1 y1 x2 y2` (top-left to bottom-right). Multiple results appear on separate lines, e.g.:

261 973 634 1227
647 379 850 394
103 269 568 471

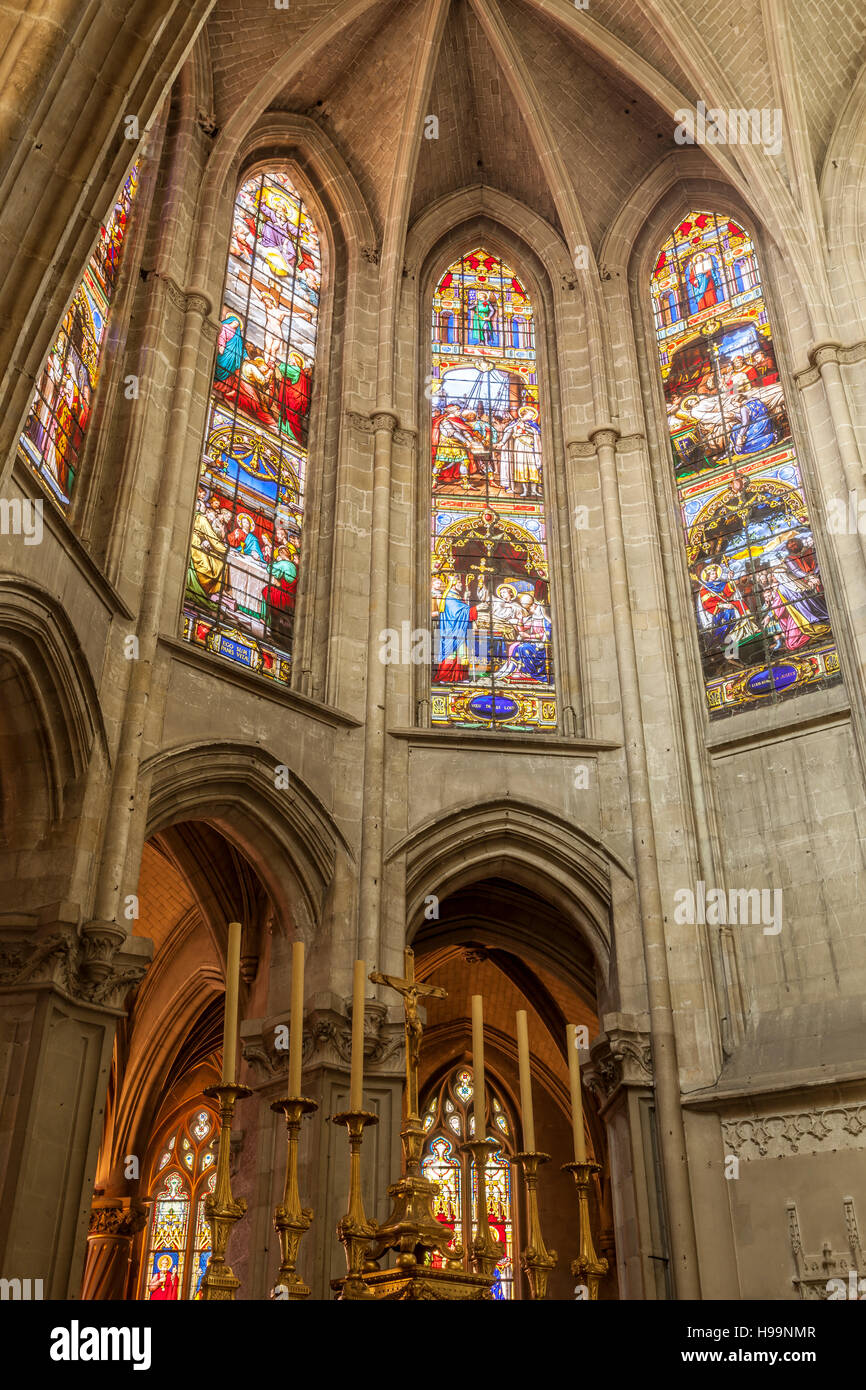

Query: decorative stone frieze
722 1104 866 1160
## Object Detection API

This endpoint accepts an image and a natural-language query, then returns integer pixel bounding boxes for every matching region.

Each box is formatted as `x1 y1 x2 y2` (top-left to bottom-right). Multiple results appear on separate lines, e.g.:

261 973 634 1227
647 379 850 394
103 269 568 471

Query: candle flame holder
200 1082 252 1301
332 1108 379 1299
271 1095 318 1299
514 1151 558 1299
562 1158 608 1300
460 1137 502 1279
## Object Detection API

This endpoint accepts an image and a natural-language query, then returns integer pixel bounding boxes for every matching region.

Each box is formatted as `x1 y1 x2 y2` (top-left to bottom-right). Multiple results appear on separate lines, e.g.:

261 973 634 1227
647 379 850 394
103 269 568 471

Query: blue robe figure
732 395 775 455
215 314 244 382
435 586 478 683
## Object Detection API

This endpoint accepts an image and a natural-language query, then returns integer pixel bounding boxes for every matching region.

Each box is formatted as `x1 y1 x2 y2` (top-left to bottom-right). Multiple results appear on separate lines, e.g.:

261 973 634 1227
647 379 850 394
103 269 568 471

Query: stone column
592 427 702 1299
584 1013 661 1299
240 995 404 1299
80 1198 148 1300
357 412 398 973
0 928 151 1297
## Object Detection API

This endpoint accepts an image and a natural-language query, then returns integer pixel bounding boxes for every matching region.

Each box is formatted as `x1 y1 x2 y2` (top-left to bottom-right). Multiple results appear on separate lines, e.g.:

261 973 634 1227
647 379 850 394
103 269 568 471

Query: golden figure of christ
369 947 446 1119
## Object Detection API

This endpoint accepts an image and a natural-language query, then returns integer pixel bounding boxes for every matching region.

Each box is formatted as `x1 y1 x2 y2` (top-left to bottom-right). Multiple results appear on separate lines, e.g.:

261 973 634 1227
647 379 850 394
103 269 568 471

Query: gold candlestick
271 1095 318 1299
200 1082 251 1300
563 1158 608 1300
461 1137 502 1278
332 1108 379 1299
514 1151 558 1298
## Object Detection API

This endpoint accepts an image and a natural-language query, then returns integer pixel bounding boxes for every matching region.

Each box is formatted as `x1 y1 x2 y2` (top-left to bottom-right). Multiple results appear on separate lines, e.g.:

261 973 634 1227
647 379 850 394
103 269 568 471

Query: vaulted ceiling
199 0 866 255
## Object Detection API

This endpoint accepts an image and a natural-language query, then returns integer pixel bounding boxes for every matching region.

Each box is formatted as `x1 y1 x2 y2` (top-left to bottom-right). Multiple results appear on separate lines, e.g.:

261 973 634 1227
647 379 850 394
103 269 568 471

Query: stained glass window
140 1103 218 1300
181 169 321 683
17 165 139 508
650 212 841 718
421 1067 517 1298
430 250 556 731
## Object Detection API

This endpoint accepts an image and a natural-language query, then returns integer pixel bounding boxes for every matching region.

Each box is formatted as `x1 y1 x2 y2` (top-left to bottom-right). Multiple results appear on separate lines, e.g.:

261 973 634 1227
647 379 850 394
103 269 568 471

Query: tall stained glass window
17 166 139 507
140 1106 217 1300
429 250 556 731
421 1067 516 1299
181 169 320 683
650 212 841 718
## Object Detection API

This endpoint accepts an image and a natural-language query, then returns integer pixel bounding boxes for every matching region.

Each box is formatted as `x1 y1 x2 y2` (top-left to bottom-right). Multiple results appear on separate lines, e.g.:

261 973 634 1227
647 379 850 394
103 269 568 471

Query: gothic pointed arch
428 246 557 732
16 166 139 509
181 166 321 684
648 209 842 718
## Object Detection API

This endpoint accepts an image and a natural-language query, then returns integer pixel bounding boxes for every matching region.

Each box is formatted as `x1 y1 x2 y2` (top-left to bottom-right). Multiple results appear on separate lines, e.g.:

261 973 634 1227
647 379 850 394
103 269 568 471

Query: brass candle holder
563 1158 608 1300
514 1151 558 1298
271 1095 318 1299
331 1108 379 1299
460 1137 502 1278
200 1082 252 1300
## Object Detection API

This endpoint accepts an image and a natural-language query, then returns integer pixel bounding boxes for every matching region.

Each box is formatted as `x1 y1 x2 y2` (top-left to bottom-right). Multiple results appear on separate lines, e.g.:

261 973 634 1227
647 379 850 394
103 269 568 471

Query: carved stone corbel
0 926 152 1012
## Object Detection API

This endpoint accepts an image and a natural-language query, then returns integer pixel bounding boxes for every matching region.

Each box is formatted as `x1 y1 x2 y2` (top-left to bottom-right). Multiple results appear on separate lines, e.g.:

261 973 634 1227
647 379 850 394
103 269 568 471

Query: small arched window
181 169 321 683
430 249 555 732
17 165 139 508
421 1067 517 1299
650 211 841 717
140 1105 218 1301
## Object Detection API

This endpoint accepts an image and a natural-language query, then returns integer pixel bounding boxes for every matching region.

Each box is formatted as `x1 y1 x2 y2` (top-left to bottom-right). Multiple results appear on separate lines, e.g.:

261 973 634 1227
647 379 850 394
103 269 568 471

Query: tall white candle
349 959 365 1110
471 995 485 1137
289 941 305 1096
566 1023 586 1162
516 1010 536 1152
221 921 242 1084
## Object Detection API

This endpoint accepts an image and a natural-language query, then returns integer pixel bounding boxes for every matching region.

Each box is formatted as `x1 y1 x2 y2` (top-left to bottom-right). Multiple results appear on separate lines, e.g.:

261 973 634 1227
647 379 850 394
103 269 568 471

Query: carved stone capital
584 1014 653 1108
87 1198 148 1241
371 411 398 435
589 427 619 452
809 341 842 369
361 245 380 265
242 1000 404 1081
0 926 151 1011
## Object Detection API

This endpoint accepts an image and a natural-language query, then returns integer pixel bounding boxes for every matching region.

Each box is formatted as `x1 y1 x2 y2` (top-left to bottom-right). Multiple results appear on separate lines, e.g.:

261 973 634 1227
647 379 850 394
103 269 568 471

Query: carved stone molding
145 270 213 321
87 1199 148 1240
393 426 417 448
344 409 413 446
788 1197 863 1300
0 928 151 1011
722 1104 866 1160
584 1016 653 1109
345 410 374 434
614 433 646 453
566 440 598 461
795 339 866 389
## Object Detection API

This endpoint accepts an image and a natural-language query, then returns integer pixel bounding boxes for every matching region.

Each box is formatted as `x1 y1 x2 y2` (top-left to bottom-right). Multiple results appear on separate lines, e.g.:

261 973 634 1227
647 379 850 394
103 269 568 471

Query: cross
369 948 447 1120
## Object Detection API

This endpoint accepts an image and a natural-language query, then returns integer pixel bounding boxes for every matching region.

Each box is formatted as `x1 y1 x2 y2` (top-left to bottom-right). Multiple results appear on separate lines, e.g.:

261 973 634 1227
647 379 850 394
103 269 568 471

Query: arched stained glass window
430 250 556 732
421 1067 517 1300
17 165 139 508
182 169 320 683
140 1104 218 1300
650 212 841 718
